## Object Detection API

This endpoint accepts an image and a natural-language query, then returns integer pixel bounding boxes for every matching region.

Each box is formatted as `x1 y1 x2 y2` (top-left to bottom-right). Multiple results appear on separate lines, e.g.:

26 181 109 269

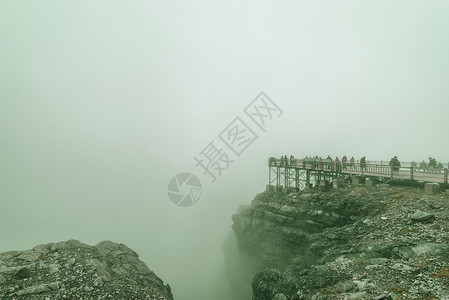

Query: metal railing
268 158 449 185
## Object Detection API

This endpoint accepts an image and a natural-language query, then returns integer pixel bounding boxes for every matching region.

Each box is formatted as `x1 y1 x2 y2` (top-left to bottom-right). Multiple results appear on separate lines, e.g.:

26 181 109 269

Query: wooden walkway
268 158 449 189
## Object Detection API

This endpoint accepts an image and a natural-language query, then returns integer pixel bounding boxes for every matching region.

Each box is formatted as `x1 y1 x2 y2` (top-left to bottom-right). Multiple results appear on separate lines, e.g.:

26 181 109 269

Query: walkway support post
295 169 299 190
445 168 448 185
269 166 271 186
277 167 281 187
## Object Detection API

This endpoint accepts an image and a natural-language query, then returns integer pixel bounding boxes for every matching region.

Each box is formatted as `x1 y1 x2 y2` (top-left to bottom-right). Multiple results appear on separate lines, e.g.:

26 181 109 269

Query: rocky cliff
232 184 449 299
0 240 173 300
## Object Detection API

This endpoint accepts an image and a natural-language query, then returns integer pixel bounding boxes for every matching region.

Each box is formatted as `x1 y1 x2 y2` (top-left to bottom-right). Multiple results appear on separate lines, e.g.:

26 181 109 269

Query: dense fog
1 1 449 299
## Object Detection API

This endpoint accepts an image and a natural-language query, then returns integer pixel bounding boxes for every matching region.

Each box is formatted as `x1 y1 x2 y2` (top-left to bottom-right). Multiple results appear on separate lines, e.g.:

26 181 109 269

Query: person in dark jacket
360 156 367 171
389 156 400 175
342 156 348 169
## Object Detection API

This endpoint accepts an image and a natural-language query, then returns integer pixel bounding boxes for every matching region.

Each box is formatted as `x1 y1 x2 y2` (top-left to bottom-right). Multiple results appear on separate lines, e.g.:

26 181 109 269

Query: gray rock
94 276 104 287
15 266 31 279
16 283 48 295
362 219 373 226
272 293 287 300
365 264 378 271
49 263 59 274
391 263 413 272
353 280 369 291
411 243 449 257
411 210 434 222
311 294 326 300
48 282 60 290
65 257 76 266
347 292 367 299
369 258 388 265
17 251 41 262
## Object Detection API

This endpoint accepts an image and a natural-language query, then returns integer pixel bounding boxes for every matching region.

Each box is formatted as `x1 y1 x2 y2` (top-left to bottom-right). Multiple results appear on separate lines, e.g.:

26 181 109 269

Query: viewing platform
267 157 449 193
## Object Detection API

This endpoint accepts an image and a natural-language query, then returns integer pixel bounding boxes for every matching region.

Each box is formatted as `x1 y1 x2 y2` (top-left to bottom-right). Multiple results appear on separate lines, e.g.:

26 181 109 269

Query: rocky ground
232 183 449 300
0 240 173 300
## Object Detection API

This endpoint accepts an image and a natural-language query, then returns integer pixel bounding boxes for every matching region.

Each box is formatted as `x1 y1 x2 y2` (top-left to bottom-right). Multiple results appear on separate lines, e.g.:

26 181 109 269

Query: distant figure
342 156 348 169
311 156 318 169
335 157 341 173
290 155 295 166
349 157 355 169
389 156 400 175
280 155 284 166
326 155 332 170
428 157 437 172
419 160 427 171
360 156 367 172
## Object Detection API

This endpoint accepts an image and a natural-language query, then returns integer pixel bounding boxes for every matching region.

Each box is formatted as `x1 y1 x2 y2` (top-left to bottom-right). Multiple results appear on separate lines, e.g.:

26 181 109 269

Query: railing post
295 169 299 190
410 167 414 181
444 168 448 185
276 167 281 187
269 165 271 185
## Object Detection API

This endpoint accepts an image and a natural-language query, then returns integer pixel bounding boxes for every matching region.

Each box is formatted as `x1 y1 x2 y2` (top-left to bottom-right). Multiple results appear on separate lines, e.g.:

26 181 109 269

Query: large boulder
0 240 173 300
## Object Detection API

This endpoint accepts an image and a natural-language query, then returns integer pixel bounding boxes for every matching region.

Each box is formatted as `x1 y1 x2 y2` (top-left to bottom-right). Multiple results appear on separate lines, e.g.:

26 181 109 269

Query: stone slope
232 185 449 299
0 240 173 300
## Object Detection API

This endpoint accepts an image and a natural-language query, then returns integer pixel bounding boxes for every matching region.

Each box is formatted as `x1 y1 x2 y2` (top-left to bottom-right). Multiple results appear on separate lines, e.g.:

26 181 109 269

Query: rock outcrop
0 240 173 300
232 184 449 299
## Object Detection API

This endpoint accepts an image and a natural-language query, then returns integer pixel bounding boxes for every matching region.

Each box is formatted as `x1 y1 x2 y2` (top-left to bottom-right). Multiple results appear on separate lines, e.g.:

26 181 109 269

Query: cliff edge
232 185 449 299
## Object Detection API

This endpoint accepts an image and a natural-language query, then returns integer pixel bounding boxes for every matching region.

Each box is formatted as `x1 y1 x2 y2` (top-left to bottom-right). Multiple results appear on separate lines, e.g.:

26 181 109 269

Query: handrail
268 158 449 185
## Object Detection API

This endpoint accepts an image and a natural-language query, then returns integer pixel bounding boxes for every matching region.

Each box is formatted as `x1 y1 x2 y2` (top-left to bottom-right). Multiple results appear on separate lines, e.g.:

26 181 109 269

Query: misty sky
1 1 449 299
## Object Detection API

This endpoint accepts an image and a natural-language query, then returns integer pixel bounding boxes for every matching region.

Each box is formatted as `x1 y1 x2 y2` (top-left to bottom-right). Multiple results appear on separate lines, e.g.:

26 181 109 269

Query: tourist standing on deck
342 156 348 169
389 156 399 174
360 156 367 172
335 157 341 173
389 156 400 175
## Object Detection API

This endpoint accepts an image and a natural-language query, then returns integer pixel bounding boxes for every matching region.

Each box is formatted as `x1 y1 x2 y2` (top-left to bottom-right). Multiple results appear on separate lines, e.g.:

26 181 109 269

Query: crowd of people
272 155 448 174
276 155 365 172
413 157 447 173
